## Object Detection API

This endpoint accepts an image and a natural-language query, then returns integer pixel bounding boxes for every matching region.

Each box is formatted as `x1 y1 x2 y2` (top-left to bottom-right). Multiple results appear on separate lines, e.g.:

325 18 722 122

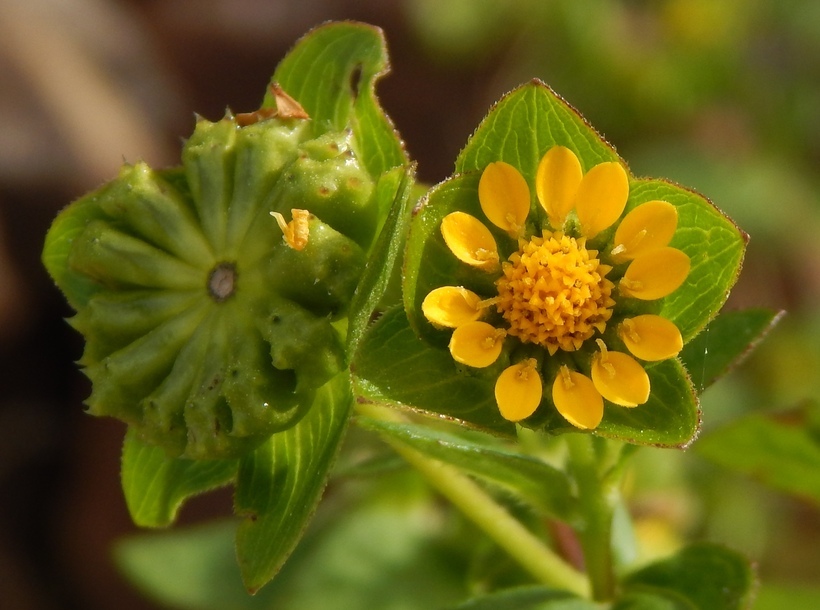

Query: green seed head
46 103 378 458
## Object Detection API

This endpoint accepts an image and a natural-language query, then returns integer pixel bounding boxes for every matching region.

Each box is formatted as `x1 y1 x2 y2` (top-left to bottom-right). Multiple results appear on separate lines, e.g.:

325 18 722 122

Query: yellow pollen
494 231 615 353
483 329 507 349
518 358 537 379
505 213 523 237
610 243 627 257
620 318 641 344
559 364 574 388
474 248 499 264
620 277 643 293
595 339 616 376
477 296 501 309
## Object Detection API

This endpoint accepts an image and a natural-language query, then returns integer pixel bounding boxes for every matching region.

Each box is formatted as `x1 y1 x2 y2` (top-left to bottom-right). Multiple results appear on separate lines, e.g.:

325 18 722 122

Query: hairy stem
566 433 619 601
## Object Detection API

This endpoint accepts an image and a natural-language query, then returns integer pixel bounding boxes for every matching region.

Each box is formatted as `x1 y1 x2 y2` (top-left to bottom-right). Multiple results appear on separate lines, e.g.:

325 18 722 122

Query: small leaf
271 21 407 177
696 403 820 504
679 308 783 393
115 520 277 610
622 543 755 610
121 429 237 528
265 497 470 610
234 371 352 593
448 586 598 610
118 484 471 610
357 417 576 520
352 306 515 436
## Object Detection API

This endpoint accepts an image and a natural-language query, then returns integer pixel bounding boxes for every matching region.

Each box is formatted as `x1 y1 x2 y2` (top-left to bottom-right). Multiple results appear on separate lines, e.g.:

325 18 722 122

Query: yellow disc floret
494 231 615 355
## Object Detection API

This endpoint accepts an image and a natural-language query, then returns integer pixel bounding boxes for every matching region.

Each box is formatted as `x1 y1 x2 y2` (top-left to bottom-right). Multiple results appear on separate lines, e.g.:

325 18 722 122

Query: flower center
494 231 614 354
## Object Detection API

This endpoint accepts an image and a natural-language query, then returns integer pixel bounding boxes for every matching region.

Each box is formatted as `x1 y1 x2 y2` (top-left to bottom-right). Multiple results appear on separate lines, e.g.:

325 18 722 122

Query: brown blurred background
1 1 818 608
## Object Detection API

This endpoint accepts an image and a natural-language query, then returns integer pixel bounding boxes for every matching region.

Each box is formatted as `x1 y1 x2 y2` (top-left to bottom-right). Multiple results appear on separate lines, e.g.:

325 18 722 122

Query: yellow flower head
422 147 690 430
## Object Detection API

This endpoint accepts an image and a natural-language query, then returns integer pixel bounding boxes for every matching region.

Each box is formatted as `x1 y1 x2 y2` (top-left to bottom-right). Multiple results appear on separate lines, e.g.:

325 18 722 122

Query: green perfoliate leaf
393 78 744 446
271 21 407 177
456 79 619 176
679 308 783 392
606 360 699 447
121 429 237 528
234 371 352 593
354 308 698 447
357 417 576 520
621 543 755 610
353 306 514 436
549 359 699 448
403 173 502 340
448 586 598 610
696 403 820 503
631 179 748 342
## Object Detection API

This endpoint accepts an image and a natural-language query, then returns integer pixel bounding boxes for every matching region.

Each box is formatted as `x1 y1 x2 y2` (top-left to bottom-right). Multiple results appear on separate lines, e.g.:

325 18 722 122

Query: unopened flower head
421 146 690 429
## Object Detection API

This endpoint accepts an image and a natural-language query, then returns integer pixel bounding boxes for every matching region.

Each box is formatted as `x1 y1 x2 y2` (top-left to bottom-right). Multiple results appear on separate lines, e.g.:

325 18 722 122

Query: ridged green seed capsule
44 99 378 459
272 131 376 249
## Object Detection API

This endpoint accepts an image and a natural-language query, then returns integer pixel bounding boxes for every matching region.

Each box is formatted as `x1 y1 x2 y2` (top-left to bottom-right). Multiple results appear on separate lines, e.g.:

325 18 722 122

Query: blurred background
1 0 818 608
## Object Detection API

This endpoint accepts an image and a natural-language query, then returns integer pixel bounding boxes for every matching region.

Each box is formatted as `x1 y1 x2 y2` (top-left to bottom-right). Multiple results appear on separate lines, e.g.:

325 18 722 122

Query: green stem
356 403 589 598
566 433 618 601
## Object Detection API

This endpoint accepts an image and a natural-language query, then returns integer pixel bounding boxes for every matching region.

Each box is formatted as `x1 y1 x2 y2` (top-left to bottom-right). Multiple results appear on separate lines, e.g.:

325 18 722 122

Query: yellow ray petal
619 247 690 300
449 321 505 368
536 146 583 228
552 366 604 429
574 161 629 238
422 286 483 328
619 315 683 361
495 359 542 421
478 161 530 235
591 343 650 407
441 212 500 272
611 200 678 262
